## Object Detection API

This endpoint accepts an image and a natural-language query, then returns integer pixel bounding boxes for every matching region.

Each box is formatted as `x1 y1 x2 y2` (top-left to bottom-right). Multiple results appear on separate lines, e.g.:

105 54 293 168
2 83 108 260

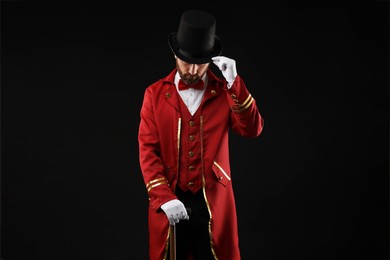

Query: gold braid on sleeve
231 94 254 113
146 177 169 192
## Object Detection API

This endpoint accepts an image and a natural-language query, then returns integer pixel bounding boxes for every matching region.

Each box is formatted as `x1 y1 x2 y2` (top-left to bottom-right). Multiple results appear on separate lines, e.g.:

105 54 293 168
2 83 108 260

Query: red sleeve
224 75 264 137
138 87 177 211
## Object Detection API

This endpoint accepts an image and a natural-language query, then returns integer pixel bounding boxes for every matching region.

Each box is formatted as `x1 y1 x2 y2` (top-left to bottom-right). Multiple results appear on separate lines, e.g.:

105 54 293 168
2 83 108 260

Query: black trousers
167 187 214 260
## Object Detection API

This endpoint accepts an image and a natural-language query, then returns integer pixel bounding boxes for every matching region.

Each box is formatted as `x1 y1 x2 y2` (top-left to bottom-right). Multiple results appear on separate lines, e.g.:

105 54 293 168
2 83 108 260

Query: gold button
211 89 216 95
189 121 195 126
219 176 223 180
189 135 195 141
231 94 237 99
188 181 194 187
189 151 194 157
166 92 171 98
189 165 194 171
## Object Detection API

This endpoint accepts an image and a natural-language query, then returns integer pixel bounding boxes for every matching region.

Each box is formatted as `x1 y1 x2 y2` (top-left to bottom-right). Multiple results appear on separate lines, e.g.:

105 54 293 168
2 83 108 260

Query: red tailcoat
138 68 264 260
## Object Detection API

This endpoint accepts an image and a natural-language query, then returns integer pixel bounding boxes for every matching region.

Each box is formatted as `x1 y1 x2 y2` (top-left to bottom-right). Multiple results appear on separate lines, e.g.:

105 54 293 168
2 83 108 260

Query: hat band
177 47 212 61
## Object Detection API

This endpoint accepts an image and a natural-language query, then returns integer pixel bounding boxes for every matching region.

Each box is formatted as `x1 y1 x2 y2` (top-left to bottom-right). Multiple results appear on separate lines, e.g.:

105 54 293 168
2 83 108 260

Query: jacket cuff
146 178 177 212
224 75 254 113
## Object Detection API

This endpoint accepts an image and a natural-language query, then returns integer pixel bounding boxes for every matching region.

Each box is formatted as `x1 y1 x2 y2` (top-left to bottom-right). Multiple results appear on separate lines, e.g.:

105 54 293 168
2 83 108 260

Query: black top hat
168 10 223 64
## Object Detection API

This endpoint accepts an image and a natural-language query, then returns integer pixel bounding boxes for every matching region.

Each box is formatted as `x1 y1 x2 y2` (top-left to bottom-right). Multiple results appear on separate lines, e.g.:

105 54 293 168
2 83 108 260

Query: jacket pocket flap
212 161 230 186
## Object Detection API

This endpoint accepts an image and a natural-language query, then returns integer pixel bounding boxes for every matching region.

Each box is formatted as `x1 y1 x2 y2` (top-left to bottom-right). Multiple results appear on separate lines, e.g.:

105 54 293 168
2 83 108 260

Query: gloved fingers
173 214 180 223
161 199 190 224
211 56 225 71
212 56 237 87
180 209 189 220
168 212 187 225
172 210 188 222
212 56 228 63
168 215 175 225
212 56 234 71
166 213 173 225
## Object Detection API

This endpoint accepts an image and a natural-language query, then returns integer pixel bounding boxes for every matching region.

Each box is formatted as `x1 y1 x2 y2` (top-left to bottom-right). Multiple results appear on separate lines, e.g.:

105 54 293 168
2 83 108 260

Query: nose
188 64 197 75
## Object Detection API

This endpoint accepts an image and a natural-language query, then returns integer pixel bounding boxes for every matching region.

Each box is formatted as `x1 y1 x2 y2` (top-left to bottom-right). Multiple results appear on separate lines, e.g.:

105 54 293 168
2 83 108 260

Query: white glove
212 56 238 88
161 199 189 225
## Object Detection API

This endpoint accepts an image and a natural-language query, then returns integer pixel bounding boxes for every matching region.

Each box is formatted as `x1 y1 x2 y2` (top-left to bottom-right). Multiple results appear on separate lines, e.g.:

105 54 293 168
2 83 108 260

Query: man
138 9 264 260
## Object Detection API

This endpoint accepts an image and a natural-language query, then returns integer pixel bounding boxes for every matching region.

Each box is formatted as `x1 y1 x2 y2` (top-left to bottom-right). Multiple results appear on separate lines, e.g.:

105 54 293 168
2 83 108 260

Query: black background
2 1 389 260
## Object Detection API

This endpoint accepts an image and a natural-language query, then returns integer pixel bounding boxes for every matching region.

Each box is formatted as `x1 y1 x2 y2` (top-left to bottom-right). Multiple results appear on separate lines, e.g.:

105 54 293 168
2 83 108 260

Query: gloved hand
212 56 238 88
161 199 189 225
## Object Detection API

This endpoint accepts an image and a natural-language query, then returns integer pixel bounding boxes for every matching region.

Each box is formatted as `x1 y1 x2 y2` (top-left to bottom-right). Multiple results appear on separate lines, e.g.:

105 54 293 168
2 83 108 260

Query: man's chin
183 78 200 85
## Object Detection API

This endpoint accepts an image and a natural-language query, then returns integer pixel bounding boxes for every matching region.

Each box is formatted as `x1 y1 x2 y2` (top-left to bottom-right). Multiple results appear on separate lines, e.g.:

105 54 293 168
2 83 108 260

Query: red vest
176 89 203 193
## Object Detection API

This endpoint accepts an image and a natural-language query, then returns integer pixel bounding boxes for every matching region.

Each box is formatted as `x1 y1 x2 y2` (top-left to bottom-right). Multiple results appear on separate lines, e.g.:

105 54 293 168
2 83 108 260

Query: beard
179 73 202 85
176 60 208 85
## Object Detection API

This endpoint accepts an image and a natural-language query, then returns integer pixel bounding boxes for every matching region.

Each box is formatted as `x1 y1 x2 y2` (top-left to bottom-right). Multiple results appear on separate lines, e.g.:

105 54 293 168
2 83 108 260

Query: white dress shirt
174 72 234 115
174 72 207 116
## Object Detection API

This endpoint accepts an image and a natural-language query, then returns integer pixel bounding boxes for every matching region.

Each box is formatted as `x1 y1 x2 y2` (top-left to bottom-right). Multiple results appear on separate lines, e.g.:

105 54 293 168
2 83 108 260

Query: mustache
181 74 201 84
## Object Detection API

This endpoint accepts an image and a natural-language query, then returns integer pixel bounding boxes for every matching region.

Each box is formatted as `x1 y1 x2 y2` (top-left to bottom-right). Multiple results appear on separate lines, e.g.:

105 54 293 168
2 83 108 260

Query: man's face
176 57 209 85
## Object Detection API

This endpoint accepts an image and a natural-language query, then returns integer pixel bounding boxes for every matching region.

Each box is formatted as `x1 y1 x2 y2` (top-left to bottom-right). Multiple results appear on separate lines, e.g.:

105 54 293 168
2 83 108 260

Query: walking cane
169 224 176 260
169 207 191 260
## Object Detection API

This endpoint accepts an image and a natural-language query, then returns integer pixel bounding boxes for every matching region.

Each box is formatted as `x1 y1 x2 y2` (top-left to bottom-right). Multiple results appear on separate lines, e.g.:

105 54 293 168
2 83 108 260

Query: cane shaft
169 224 176 260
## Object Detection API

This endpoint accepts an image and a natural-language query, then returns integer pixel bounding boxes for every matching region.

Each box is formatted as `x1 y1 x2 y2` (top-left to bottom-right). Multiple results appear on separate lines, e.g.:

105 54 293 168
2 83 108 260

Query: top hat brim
168 32 223 64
